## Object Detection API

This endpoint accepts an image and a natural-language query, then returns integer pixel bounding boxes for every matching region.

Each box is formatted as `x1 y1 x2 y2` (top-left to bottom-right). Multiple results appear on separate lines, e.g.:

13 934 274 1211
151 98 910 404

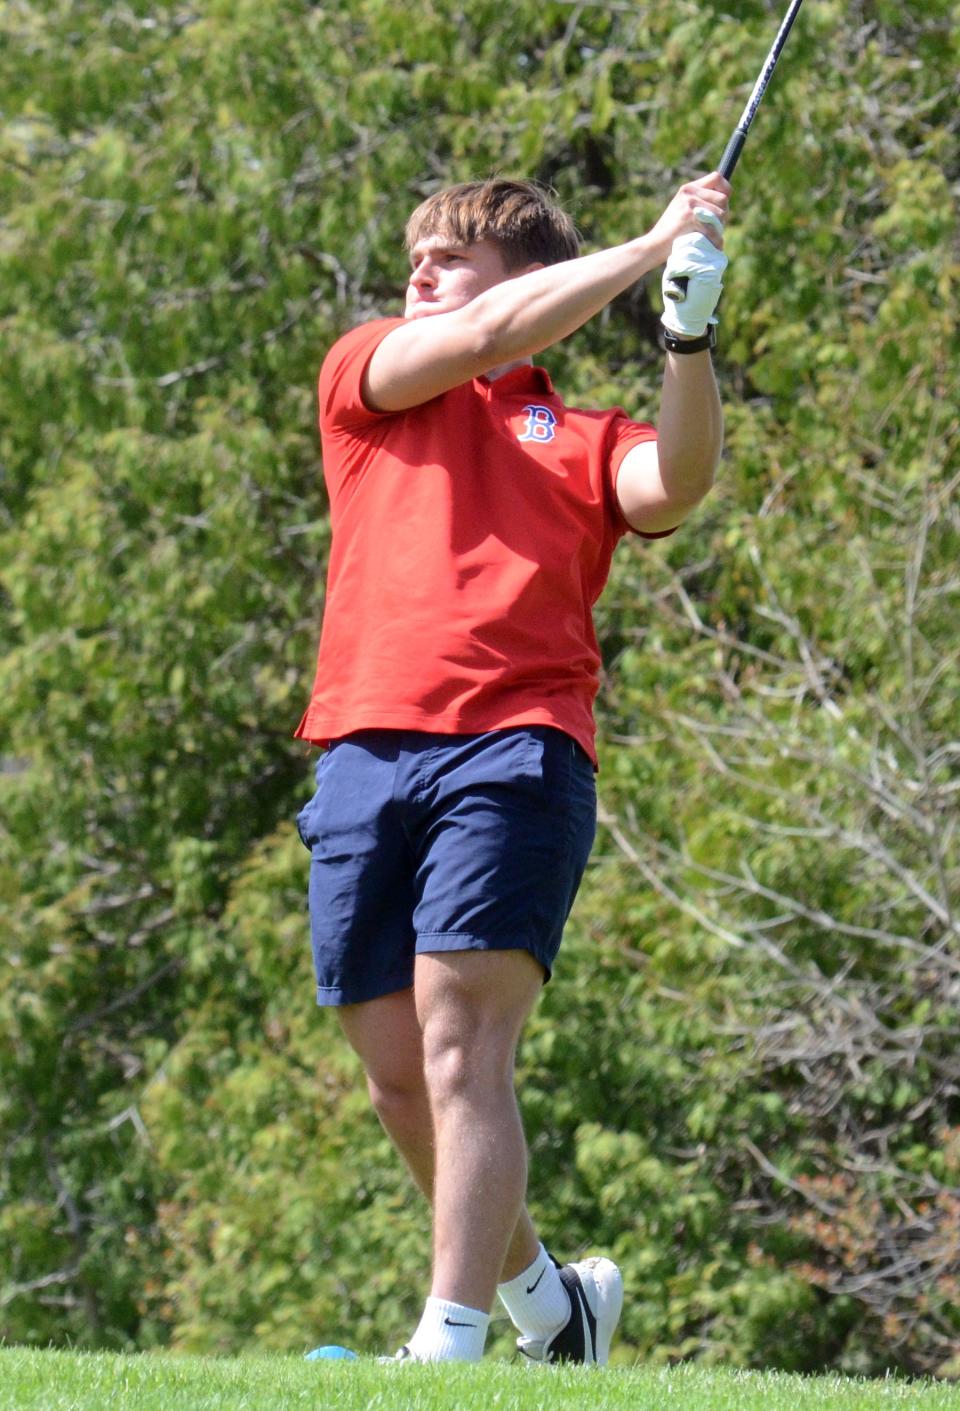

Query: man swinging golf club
294 169 730 1364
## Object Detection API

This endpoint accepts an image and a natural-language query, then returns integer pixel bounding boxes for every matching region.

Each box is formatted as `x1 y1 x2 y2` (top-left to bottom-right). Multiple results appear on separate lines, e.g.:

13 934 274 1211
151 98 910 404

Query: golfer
295 172 730 1363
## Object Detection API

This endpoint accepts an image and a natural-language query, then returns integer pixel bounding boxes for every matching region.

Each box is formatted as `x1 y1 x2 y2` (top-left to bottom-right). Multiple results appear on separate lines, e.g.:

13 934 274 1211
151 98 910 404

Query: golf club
664 0 805 306
718 0 806 180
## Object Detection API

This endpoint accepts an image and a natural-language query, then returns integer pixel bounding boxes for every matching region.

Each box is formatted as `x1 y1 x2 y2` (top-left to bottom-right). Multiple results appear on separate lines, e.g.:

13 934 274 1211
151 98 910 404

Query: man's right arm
363 174 730 414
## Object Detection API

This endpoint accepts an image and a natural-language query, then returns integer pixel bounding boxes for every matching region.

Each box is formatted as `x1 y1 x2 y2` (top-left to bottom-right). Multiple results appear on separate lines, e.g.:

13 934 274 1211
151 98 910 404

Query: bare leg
414 949 544 1311
337 982 541 1286
337 989 435 1199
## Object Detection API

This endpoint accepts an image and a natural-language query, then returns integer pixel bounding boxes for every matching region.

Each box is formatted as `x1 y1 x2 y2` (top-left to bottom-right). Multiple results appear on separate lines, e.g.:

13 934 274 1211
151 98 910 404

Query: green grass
2 1349 960 1411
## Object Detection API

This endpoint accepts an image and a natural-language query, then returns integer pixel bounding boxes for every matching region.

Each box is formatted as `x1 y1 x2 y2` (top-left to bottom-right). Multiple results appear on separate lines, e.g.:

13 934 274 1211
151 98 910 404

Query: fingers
701 170 733 195
694 206 725 244
647 172 732 265
681 173 731 248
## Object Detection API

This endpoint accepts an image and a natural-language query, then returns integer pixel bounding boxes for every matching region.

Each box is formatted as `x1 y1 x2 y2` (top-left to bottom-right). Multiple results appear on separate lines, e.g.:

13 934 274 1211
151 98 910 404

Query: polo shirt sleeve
318 317 407 434
603 414 678 540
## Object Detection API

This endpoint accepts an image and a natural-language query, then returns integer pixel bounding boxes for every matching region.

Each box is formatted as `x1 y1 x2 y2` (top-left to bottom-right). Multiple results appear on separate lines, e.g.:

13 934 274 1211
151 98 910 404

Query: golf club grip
718 128 748 180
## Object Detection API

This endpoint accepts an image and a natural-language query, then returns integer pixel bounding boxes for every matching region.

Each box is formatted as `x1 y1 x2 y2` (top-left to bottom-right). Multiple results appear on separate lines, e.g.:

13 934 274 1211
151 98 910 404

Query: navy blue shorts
295 726 597 1006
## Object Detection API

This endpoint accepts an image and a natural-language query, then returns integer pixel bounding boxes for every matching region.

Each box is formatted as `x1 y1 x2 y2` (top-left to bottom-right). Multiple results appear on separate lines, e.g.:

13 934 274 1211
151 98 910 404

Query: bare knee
335 989 427 1124
422 1036 468 1109
366 1067 429 1129
421 1019 515 1110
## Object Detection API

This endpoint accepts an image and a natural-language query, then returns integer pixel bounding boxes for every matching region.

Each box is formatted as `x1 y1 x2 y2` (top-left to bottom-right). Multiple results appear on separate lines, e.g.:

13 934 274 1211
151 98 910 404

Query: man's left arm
615 349 723 534
616 216 728 533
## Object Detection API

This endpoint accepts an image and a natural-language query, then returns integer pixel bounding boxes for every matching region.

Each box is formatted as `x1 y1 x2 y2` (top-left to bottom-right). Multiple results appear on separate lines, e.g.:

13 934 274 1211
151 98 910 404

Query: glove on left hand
661 224 728 338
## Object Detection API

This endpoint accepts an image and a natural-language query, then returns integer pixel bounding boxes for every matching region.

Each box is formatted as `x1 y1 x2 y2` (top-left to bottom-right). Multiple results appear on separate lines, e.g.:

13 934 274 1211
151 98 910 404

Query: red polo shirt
294 318 661 766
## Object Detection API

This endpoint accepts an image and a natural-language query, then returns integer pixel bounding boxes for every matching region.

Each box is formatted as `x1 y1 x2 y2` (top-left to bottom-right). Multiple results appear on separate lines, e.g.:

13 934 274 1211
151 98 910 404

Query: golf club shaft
718 0 805 179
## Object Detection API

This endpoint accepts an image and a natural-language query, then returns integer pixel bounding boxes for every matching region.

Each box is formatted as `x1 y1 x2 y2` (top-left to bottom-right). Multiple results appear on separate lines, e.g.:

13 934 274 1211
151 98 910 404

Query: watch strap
660 323 717 354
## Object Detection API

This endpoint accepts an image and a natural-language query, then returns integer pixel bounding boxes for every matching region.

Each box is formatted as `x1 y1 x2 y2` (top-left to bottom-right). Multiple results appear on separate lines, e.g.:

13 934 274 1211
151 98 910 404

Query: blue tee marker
305 1344 359 1360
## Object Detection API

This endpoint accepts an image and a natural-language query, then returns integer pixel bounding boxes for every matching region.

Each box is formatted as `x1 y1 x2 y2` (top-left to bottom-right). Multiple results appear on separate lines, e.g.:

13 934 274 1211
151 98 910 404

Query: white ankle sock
405 1296 490 1362
498 1244 570 1338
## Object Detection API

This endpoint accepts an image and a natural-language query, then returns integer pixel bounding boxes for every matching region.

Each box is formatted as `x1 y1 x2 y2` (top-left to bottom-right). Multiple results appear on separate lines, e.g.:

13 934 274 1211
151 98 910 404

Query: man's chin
405 303 442 319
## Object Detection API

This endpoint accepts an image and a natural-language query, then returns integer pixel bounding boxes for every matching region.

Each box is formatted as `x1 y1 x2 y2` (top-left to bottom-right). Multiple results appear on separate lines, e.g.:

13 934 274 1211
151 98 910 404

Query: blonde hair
405 178 580 270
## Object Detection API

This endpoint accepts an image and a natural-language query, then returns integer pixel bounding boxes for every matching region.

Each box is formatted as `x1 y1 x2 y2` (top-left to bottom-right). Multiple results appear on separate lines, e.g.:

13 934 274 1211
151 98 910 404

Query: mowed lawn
3 1349 960 1411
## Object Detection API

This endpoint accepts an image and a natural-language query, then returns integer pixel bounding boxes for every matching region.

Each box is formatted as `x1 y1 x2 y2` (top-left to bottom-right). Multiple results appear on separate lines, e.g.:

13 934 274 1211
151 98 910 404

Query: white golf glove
661 209 728 338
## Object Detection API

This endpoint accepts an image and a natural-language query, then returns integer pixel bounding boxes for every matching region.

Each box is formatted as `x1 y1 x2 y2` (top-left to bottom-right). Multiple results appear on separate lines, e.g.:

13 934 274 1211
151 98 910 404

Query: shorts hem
315 972 413 1008
415 931 553 981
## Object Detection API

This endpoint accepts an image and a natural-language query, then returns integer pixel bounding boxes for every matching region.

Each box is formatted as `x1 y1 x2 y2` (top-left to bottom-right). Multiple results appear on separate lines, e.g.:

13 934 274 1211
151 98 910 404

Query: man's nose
410 259 436 290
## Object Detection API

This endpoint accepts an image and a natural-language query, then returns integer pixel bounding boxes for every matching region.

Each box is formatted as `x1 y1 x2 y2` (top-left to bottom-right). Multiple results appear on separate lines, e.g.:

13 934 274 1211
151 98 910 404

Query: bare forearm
656 350 723 506
465 173 730 369
466 238 660 366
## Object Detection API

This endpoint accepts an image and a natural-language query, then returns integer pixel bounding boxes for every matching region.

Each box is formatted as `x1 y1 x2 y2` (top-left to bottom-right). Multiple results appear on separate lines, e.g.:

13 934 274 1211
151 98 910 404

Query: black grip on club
719 128 748 181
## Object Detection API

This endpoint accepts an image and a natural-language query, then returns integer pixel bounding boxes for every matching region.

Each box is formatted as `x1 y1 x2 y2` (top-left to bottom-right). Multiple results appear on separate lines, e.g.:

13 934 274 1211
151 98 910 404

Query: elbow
658 452 720 511
460 300 503 366
460 293 534 370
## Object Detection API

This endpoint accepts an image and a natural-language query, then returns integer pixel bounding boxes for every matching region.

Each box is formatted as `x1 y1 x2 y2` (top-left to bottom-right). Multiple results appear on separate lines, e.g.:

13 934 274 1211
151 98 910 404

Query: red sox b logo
517 404 557 443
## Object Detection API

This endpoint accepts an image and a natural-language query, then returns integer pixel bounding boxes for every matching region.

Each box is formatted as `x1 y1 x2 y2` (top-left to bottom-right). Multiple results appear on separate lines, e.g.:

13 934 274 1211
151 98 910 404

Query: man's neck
485 355 533 382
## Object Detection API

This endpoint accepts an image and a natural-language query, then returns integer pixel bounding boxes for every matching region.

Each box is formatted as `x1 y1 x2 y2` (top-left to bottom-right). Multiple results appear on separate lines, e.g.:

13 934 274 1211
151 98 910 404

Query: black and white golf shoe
377 1344 420 1364
516 1256 623 1366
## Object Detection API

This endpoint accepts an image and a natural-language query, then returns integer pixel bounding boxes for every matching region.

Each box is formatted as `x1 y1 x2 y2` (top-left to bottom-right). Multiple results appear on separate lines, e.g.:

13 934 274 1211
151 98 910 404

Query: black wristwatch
660 323 717 354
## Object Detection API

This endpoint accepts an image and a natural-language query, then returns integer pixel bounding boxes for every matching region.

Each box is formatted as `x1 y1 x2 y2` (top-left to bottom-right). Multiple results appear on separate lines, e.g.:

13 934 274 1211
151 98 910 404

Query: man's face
404 235 516 319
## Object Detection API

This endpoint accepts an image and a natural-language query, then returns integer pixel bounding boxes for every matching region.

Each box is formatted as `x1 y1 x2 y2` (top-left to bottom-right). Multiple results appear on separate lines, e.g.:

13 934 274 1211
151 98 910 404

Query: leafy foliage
1 0 957 1377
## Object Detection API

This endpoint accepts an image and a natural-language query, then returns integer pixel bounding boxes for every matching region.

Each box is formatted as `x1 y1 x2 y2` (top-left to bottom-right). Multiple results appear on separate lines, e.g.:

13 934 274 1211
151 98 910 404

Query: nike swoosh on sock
525 1267 546 1295
443 1317 476 1328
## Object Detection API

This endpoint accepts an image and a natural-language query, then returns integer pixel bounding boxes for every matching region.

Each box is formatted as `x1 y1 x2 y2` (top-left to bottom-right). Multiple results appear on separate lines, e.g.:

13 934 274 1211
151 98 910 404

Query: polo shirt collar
477 364 554 397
